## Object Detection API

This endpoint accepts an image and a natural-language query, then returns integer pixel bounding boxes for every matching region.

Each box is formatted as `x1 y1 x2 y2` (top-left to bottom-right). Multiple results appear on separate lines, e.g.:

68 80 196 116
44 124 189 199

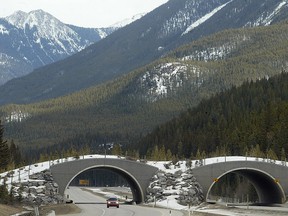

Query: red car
106 197 119 208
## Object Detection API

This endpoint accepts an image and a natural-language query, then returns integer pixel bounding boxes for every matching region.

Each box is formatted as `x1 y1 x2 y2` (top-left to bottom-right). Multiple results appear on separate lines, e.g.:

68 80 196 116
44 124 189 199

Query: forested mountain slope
137 72 288 161
0 0 288 105
0 21 288 157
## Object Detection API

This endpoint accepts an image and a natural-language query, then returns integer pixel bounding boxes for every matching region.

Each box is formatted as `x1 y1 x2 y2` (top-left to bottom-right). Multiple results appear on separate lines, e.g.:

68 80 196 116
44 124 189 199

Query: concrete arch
206 167 285 204
50 158 158 203
67 165 145 203
192 160 288 204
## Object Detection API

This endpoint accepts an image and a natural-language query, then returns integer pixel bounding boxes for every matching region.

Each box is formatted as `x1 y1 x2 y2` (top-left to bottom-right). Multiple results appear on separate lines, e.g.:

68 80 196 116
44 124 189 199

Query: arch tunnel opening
67 166 143 204
207 168 285 205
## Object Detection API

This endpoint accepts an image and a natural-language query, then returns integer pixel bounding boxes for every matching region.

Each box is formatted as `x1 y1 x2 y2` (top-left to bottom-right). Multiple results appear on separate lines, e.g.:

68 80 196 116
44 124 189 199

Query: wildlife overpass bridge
50 157 158 204
192 159 288 204
50 156 288 204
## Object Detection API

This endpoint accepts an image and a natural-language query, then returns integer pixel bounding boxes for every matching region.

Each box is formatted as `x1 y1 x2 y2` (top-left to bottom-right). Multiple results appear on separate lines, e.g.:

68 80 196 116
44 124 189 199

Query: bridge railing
192 156 288 168
1 154 287 191
0 154 124 189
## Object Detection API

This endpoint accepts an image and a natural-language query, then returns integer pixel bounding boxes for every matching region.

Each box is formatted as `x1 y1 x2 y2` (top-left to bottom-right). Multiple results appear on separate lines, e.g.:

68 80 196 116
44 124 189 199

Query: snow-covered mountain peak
6 10 60 29
6 10 82 53
5 10 26 28
0 9 118 86
6 10 26 20
110 13 146 28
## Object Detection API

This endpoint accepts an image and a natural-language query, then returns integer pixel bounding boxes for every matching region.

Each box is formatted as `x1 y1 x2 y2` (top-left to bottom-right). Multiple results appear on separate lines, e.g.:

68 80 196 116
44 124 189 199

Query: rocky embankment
4 160 204 208
9 170 63 205
146 162 204 206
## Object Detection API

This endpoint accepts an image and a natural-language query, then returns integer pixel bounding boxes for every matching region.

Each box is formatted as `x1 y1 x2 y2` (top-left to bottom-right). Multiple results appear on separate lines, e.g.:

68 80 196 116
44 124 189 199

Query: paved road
60 187 184 216
195 203 288 216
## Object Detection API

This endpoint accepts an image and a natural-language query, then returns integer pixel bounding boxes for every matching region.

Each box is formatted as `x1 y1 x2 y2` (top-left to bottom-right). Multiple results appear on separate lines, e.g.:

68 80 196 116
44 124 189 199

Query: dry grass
0 204 25 216
40 203 81 215
0 203 81 216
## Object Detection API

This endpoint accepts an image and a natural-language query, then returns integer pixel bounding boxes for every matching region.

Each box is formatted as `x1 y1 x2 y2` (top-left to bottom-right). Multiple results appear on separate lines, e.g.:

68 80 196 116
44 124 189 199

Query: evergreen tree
159 145 167 161
0 120 9 171
9 140 22 168
0 184 9 204
112 143 122 156
177 141 183 159
281 147 286 162
266 148 278 160
195 148 202 160
249 144 265 158
151 145 159 161
81 144 91 156
166 149 173 160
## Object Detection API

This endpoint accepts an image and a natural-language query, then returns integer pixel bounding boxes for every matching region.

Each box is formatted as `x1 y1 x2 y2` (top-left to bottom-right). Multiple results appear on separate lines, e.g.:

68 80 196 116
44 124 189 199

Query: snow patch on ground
1 155 288 215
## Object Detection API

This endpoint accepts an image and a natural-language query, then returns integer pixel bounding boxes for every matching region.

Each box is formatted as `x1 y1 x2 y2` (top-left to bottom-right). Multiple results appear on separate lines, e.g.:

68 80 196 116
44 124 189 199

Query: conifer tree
9 140 22 168
112 143 122 156
280 147 286 162
266 148 278 160
159 145 166 161
177 141 183 159
166 149 173 160
151 145 159 161
195 148 202 160
0 184 9 204
249 144 264 158
0 120 9 171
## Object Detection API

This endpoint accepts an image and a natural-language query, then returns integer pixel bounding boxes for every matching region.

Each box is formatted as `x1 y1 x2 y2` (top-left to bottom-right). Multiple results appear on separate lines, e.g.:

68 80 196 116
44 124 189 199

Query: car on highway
106 197 119 208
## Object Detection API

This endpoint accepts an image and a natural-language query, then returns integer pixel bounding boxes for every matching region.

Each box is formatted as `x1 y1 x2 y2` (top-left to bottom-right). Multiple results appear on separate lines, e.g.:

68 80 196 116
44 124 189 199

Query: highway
60 187 184 216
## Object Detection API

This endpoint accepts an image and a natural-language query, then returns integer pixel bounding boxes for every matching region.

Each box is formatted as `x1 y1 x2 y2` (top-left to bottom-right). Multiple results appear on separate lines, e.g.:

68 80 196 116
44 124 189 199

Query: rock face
11 170 63 206
146 162 204 206
0 10 117 86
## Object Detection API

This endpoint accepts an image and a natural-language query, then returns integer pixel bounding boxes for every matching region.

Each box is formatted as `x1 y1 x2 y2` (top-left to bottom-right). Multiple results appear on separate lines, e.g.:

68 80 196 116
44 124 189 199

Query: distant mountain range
0 10 143 86
0 0 288 105
1 19 288 152
1 0 288 157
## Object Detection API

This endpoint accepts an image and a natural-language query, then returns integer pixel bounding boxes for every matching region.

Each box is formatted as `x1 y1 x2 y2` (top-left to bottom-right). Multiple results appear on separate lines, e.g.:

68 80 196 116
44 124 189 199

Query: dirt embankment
0 204 26 216
0 203 81 216
40 204 81 215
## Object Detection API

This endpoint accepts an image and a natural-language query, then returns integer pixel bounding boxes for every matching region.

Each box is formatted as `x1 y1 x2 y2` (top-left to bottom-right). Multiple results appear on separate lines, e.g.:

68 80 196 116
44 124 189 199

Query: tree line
1 21 288 162
0 120 22 172
136 72 288 161
0 120 23 204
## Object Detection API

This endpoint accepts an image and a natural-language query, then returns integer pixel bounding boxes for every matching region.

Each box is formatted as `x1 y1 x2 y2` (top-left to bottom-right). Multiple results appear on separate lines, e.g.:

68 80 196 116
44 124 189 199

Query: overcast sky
0 0 169 28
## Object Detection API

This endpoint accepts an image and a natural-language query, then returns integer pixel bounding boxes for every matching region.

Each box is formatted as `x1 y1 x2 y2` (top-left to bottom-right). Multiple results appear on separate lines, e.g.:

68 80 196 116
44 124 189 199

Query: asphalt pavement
60 187 184 216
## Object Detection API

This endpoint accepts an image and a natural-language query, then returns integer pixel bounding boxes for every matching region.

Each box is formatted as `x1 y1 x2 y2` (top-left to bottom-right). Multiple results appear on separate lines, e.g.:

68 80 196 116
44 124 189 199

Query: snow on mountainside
158 0 231 38
160 0 288 38
1 0 288 106
182 0 233 35
0 155 285 213
0 10 118 86
138 62 204 102
6 10 84 55
182 34 251 62
0 24 9 34
245 0 288 27
110 13 146 28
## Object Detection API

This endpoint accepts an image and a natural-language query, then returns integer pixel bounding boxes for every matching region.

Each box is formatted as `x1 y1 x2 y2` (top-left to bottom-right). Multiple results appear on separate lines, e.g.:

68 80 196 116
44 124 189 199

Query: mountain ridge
0 10 118 86
1 0 288 105
1 21 288 151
